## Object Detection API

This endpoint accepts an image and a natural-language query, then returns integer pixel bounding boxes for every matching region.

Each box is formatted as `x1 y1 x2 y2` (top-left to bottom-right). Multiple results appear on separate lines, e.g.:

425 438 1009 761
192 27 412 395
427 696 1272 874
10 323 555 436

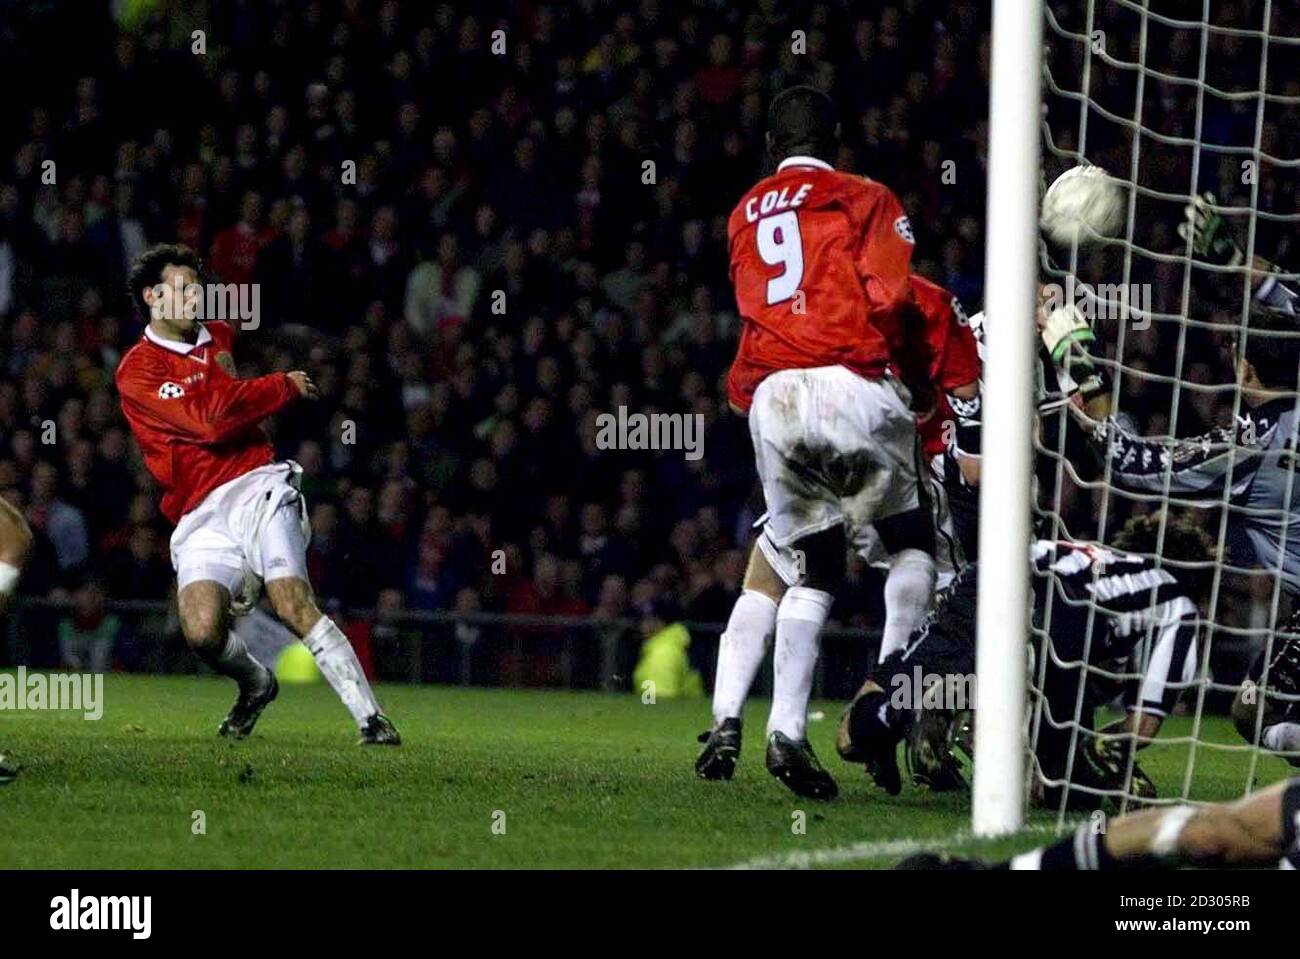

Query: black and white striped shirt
1032 540 1200 714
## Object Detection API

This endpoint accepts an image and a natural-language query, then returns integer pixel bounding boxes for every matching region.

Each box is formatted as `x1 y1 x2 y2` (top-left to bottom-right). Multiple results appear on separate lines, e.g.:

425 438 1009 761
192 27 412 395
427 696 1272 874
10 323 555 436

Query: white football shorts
749 365 922 586
851 453 966 589
170 461 312 614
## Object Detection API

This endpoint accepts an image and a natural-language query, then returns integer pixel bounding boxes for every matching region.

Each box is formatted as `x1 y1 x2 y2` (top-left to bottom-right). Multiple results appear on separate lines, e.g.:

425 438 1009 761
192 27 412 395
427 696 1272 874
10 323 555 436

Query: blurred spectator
57 579 119 673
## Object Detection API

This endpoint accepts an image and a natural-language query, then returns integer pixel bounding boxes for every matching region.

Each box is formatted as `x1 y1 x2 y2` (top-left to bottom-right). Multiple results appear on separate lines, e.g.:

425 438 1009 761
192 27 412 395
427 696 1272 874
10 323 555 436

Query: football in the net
1040 165 1126 247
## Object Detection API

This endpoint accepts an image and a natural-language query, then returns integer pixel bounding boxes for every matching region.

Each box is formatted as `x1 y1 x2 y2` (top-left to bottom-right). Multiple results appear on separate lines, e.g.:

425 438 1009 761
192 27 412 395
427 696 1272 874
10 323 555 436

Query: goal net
984 0 1300 829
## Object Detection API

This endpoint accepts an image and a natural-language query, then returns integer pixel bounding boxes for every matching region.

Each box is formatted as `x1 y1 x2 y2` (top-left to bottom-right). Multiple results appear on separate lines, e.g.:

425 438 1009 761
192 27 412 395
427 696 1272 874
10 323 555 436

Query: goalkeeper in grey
1056 195 1300 770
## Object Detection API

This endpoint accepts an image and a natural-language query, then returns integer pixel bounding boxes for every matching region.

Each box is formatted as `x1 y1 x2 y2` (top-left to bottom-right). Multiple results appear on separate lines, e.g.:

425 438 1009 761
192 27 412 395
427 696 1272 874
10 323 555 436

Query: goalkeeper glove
1039 302 1094 364
1177 191 1244 267
1040 303 1108 402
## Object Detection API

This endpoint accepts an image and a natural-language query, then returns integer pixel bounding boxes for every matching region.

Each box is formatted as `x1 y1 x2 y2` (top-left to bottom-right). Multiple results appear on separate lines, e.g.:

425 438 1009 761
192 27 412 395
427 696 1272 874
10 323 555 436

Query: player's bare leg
762 524 842 800
696 542 783 780
899 777 1299 871
0 493 32 621
0 494 33 782
264 577 400 745
177 581 278 738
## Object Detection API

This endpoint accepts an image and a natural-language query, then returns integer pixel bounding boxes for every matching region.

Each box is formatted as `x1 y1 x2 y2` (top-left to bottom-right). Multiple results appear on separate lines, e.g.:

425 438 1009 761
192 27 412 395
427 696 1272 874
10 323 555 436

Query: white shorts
170 462 311 615
750 366 922 585
850 453 966 589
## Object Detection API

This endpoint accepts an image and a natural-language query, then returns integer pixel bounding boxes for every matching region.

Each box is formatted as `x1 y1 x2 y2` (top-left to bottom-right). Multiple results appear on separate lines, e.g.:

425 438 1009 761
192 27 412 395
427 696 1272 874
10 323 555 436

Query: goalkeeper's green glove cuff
1040 305 1095 362
1049 327 1095 364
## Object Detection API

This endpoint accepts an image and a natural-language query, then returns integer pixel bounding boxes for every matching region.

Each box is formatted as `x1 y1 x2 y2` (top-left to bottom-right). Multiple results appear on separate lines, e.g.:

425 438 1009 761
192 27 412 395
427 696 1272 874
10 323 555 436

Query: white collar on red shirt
145 322 212 355
777 155 833 172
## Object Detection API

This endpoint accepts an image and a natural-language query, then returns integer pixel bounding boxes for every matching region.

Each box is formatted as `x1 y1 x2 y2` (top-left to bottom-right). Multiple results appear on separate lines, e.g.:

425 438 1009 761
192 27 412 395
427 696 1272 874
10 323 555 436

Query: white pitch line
721 834 965 870
719 823 1066 870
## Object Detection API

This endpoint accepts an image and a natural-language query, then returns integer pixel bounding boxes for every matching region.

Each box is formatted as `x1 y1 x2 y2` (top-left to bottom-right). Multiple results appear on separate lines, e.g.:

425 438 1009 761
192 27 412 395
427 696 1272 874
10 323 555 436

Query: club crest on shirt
215 351 237 377
894 215 915 244
157 382 185 399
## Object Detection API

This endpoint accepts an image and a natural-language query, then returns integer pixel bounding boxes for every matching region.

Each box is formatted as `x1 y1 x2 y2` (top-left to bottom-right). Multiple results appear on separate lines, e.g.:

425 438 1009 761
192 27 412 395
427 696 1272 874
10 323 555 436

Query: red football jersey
116 320 299 524
910 275 981 458
725 156 931 412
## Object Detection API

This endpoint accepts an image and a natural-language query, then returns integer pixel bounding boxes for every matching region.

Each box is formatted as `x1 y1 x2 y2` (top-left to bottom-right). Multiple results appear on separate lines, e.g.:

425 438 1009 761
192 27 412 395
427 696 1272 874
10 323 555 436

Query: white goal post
975 0 1300 836
972 0 1043 837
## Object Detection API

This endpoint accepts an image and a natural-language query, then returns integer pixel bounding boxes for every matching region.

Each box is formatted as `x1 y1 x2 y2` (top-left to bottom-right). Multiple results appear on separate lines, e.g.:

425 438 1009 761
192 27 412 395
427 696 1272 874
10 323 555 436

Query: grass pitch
0 675 1293 869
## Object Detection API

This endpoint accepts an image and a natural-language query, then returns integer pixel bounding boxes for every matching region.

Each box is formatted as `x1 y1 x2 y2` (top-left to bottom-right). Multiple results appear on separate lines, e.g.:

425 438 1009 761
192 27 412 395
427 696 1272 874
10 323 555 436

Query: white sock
0 560 19 596
711 589 778 724
879 548 935 662
767 586 833 741
303 616 382 726
1262 722 1300 754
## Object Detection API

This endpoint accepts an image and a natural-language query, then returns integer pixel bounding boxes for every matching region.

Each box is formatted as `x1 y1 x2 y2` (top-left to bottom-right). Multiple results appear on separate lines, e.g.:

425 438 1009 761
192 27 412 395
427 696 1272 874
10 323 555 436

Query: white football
1040 165 1125 247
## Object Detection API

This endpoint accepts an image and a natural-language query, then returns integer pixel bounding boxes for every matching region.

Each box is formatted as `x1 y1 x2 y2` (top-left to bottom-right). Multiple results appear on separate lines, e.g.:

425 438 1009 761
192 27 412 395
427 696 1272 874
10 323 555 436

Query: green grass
0 674 1293 869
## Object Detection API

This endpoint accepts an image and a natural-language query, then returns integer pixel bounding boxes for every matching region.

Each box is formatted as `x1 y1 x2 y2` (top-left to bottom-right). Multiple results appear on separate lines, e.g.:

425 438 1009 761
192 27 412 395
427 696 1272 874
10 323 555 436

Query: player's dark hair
127 243 201 315
1112 511 1216 600
1237 304 1300 392
767 85 838 162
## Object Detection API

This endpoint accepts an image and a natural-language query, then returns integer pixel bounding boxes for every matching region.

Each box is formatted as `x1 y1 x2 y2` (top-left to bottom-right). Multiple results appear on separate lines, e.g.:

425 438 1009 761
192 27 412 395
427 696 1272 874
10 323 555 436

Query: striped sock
1010 826 1117 870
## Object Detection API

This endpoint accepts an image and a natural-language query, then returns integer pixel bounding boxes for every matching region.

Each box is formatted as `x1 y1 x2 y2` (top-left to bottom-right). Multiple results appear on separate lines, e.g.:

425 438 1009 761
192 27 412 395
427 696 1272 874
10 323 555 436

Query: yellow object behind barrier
276 643 322 684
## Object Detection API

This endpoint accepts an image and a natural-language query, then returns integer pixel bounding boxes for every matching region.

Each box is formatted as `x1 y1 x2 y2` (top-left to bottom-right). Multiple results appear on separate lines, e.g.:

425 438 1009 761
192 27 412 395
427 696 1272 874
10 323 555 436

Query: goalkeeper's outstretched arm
1070 411 1253 499
1180 191 1297 315
1062 302 1300 499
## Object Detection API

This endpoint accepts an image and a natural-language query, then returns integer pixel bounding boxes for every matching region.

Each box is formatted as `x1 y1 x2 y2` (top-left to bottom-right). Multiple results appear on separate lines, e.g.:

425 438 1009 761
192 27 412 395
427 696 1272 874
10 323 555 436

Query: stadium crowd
0 0 1294 686
0 0 991 681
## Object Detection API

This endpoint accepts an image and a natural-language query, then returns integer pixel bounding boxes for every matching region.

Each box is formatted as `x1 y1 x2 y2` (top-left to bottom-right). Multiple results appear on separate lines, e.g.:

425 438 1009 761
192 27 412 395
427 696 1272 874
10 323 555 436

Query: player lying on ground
703 86 938 800
1060 304 1300 768
898 775 1300 871
0 489 33 782
837 513 1214 811
116 244 399 744
697 273 979 794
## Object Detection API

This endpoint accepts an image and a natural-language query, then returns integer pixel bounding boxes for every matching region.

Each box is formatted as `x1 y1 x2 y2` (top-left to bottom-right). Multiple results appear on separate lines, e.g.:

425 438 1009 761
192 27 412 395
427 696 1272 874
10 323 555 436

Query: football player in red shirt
852 274 981 585
116 244 399 744
698 270 981 796
698 86 943 800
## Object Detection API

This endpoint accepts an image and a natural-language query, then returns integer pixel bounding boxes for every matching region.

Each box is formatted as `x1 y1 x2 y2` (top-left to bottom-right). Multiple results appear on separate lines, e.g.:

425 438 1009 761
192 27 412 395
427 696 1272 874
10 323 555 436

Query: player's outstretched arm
900 777 1298 870
1059 777 1295 869
1179 192 1295 303
1072 410 1254 499
116 354 308 445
